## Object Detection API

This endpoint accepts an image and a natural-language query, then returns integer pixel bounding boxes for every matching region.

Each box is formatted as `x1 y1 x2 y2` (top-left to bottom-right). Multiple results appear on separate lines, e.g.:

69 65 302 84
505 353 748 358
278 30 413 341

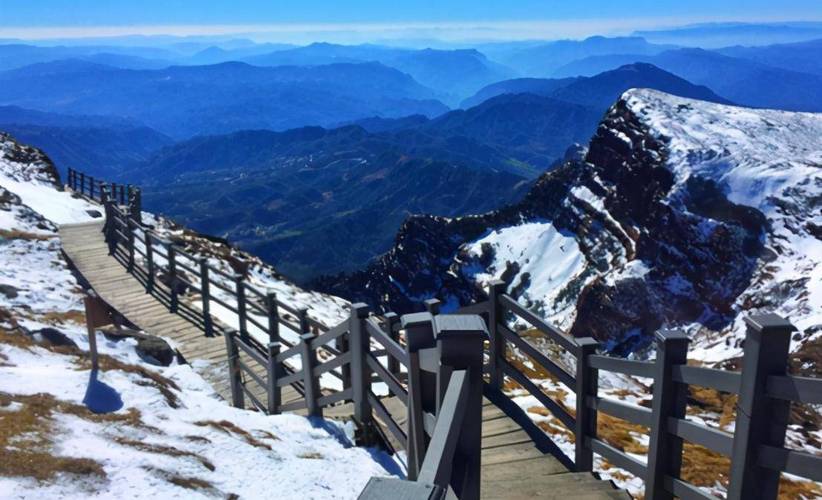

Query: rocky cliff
319 89 822 359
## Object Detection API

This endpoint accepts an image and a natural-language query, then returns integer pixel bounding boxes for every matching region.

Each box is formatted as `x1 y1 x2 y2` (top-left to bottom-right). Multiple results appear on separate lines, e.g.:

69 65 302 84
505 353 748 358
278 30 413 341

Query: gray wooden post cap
351 302 370 318
434 314 489 368
402 312 435 352
744 313 796 333
654 329 690 343
358 477 445 499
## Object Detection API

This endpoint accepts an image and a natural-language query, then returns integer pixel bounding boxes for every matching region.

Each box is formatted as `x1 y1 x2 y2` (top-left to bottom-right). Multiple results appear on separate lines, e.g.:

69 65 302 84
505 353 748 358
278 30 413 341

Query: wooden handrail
417 369 471 487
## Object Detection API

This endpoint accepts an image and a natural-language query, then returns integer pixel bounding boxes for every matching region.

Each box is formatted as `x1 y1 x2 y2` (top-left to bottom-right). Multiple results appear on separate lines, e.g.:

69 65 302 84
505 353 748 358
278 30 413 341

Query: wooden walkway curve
60 219 629 499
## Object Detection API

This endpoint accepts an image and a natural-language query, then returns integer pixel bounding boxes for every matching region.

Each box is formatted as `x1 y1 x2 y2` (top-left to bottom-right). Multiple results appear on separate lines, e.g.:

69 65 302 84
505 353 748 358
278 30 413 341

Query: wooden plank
481 440 545 465
481 429 533 449
480 455 566 480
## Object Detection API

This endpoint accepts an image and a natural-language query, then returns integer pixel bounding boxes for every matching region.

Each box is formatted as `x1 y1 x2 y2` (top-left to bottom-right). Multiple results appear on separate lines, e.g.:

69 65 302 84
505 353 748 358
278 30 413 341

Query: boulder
30 327 78 349
136 335 175 366
0 284 19 299
157 271 190 296
97 325 143 342
86 209 103 219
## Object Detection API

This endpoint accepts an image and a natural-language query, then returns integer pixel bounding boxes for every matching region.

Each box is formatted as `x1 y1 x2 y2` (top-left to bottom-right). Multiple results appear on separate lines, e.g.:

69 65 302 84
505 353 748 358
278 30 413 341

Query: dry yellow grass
0 229 52 241
0 392 106 482
114 437 215 471
193 420 275 450
38 310 86 326
143 466 220 494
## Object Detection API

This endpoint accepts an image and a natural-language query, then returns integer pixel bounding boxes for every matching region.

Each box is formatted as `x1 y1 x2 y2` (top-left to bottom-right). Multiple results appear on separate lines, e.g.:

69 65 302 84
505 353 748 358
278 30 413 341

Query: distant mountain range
481 36 678 77
0 60 449 138
243 43 516 106
551 47 822 112
0 42 516 106
0 106 172 178
634 22 822 48
716 38 822 76
462 62 729 108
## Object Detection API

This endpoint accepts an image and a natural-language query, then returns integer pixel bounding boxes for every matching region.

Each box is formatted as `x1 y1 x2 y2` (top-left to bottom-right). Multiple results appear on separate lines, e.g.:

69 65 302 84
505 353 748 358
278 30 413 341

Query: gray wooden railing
67 170 822 500
67 167 141 218
474 279 822 500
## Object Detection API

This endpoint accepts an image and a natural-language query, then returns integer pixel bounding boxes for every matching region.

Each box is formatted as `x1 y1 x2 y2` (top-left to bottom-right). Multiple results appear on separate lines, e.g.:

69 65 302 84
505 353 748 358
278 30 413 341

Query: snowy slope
0 133 100 224
0 132 395 498
464 221 587 328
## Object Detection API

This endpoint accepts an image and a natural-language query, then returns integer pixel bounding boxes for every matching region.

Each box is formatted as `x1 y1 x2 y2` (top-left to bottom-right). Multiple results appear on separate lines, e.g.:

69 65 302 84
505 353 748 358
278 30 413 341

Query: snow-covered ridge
620 88 821 359
623 88 822 212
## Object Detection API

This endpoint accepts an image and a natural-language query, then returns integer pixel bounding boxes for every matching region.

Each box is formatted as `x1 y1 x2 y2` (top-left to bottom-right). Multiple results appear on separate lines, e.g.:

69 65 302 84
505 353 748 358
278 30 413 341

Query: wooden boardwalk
60 219 628 499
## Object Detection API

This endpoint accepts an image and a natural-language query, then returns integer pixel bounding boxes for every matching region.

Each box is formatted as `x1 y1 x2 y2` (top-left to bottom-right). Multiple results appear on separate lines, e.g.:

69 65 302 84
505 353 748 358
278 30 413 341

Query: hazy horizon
1 0 822 46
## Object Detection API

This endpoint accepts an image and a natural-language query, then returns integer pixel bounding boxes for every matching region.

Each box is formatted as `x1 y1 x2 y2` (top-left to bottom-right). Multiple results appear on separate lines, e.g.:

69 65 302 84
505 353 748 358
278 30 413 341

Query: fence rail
67 169 822 500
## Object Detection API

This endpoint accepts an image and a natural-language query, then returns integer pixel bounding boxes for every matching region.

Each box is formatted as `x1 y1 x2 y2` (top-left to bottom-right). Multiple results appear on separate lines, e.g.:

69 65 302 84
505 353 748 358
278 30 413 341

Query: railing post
67 168 74 190
265 291 279 343
350 303 377 445
167 244 178 313
129 187 142 224
101 188 117 256
79 172 86 195
145 233 155 293
574 337 600 472
384 312 401 377
111 182 118 204
126 219 136 272
234 274 247 339
401 311 436 480
424 298 441 315
487 279 506 390
301 331 322 417
224 329 244 409
432 314 487 500
646 330 690 500
336 318 352 391
727 314 795 500
297 307 310 338
267 341 282 414
199 258 213 337
89 176 95 199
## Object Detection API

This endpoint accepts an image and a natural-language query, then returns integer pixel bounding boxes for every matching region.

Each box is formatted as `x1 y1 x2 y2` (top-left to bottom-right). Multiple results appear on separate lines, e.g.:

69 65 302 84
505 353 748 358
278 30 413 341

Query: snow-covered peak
623 88 822 212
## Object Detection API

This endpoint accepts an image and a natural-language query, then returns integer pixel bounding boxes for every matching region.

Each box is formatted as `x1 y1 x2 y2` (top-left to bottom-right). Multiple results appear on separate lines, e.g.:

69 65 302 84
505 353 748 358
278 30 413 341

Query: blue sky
0 0 820 41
